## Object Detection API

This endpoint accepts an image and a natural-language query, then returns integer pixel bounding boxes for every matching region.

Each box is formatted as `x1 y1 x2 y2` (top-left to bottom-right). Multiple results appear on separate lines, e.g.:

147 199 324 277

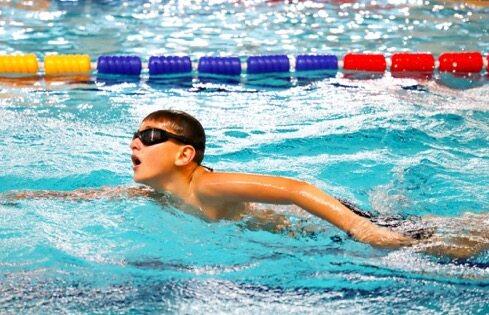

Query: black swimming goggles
133 128 200 148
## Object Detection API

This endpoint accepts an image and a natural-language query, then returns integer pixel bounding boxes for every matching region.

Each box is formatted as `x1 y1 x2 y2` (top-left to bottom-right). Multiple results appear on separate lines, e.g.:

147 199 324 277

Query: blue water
1 0 489 313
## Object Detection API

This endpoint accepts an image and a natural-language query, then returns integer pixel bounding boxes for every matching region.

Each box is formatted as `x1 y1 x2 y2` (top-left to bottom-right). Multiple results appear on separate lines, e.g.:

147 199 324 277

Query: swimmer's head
142 110 206 164
130 110 206 185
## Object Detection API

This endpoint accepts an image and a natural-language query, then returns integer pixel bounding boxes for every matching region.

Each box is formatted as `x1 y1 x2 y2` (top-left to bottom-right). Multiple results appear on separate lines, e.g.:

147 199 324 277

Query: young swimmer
128 110 489 257
5 109 489 258
128 110 417 248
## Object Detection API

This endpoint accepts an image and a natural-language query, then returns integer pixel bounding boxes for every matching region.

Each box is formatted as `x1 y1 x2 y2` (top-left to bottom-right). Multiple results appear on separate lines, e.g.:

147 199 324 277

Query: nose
130 136 142 151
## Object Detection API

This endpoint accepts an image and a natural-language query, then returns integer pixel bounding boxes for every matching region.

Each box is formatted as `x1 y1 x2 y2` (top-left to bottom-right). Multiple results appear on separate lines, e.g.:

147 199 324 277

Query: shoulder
191 170 271 201
191 170 232 198
191 169 307 202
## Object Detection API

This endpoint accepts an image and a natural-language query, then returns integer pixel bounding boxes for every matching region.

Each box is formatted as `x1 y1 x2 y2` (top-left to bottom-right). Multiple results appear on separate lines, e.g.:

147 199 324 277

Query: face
130 120 183 186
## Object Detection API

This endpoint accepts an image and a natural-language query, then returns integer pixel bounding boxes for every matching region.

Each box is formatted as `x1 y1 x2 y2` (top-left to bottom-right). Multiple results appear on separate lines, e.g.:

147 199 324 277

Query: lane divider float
148 56 192 75
0 52 487 79
438 52 483 73
44 54 91 75
0 54 39 74
343 53 386 72
97 55 142 75
391 53 435 73
295 55 338 71
198 56 242 76
247 55 290 74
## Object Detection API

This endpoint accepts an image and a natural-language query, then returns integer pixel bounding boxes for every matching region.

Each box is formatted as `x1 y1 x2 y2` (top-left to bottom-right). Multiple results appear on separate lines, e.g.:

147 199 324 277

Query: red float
438 52 483 73
343 53 386 72
391 53 435 73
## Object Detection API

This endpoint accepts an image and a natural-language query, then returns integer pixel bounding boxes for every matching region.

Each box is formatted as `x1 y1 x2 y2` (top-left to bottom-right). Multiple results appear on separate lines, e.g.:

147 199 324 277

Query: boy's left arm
3 186 154 201
195 172 414 248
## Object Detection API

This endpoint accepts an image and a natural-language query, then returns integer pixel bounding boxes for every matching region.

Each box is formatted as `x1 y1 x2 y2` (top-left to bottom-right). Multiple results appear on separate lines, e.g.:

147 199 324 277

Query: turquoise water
1 0 489 313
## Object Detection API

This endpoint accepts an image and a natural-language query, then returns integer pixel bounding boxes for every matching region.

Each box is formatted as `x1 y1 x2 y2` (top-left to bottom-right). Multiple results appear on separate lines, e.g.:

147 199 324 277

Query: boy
129 110 489 258
129 110 414 248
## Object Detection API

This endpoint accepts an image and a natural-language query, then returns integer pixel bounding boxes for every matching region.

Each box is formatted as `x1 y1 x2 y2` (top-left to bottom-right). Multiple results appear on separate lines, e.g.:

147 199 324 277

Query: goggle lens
133 129 170 146
133 128 198 148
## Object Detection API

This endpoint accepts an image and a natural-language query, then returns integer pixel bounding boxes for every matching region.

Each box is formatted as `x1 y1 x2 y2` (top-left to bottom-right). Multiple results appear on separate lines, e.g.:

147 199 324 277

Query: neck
150 165 200 202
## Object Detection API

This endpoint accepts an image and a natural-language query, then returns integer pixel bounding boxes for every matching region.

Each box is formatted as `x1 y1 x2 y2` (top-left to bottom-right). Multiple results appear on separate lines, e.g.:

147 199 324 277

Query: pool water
1 0 489 313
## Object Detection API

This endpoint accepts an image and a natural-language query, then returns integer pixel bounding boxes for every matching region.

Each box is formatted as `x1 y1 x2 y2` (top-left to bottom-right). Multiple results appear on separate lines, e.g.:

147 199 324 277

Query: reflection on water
1 0 488 56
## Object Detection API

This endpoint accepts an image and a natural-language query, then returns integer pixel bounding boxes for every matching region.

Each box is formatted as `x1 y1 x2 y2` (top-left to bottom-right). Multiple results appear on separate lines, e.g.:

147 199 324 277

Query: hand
349 218 415 248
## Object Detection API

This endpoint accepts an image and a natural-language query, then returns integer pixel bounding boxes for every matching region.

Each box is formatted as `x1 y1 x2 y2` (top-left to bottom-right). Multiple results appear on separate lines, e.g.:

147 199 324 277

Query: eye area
134 129 170 146
133 128 196 148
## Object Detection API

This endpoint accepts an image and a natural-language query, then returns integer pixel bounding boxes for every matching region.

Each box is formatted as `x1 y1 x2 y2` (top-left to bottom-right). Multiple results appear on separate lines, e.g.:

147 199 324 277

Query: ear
174 145 196 167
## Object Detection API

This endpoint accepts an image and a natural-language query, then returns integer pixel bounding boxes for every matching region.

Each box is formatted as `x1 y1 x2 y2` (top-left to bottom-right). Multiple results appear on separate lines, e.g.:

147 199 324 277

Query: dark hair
143 110 206 165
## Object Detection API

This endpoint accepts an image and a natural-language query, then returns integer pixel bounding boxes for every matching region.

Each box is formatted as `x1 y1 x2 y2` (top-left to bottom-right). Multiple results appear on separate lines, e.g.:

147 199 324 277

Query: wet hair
142 110 206 165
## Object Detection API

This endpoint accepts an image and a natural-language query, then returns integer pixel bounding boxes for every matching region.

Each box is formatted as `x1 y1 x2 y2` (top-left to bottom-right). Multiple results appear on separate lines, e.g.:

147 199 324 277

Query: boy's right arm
195 171 414 248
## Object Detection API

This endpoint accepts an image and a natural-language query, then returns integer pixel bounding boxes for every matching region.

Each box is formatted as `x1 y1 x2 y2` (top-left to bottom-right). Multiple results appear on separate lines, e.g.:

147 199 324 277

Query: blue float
295 55 338 71
148 56 192 75
97 55 142 75
198 57 241 76
247 55 290 74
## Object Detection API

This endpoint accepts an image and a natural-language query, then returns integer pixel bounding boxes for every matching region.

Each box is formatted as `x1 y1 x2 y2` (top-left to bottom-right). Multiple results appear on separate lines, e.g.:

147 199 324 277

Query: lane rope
0 52 487 77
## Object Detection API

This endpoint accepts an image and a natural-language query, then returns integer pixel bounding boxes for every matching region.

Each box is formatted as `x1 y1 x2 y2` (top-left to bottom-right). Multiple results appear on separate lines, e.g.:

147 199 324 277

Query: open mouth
131 155 142 167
